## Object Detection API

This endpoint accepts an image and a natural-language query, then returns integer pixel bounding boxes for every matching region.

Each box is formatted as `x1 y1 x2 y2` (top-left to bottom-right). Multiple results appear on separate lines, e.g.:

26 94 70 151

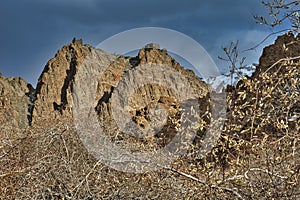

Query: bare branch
263 55 300 74
245 168 288 179
243 29 290 52
164 166 245 200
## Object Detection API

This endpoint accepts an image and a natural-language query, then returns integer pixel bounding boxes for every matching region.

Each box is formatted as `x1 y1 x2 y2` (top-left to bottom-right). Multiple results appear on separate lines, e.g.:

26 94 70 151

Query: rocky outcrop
2 34 298 129
31 40 209 138
32 39 116 124
137 47 208 95
0 73 34 129
95 45 209 144
253 32 300 77
32 39 89 123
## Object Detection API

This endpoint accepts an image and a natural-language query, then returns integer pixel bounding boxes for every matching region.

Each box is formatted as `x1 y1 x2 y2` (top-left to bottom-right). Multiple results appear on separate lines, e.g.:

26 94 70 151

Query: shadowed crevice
97 86 115 105
53 48 77 114
25 83 36 126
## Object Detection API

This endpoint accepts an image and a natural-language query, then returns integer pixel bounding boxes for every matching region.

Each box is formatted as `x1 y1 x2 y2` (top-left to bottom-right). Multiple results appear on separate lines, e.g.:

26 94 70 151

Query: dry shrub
205 56 300 199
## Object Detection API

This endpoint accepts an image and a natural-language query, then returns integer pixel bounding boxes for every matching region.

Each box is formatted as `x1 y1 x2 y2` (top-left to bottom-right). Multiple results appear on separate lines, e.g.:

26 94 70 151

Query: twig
243 29 290 52
60 130 70 163
165 166 206 185
263 56 300 75
163 166 245 200
71 160 101 197
250 82 259 139
224 175 244 182
210 184 245 200
245 168 288 179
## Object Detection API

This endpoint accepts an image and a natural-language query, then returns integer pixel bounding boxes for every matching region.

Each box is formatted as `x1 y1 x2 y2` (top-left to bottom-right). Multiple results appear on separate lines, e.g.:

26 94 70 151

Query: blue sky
0 0 290 86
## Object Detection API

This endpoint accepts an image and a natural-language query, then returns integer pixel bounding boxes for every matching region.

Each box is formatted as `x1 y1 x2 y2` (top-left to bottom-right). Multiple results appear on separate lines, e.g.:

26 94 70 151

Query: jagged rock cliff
95 47 208 143
2 33 298 130
30 39 209 138
32 39 94 123
0 38 209 132
0 73 34 129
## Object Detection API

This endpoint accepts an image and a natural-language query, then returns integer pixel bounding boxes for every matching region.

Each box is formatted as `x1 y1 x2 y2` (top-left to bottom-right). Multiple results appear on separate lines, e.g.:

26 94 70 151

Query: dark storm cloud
0 0 271 86
26 0 204 28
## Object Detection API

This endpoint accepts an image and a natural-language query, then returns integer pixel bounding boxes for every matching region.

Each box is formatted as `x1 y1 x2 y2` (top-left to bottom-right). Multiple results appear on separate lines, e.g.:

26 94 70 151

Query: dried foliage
212 56 300 199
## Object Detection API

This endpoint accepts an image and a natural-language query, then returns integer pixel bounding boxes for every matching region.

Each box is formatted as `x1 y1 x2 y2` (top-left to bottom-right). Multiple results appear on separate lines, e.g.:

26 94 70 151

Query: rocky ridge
32 39 98 123
0 34 299 199
1 33 298 132
1 39 209 132
94 46 208 143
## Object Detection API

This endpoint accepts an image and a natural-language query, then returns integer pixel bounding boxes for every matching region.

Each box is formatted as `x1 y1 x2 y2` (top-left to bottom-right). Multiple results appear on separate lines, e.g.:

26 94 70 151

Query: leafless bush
246 0 300 51
254 0 300 32
218 40 254 85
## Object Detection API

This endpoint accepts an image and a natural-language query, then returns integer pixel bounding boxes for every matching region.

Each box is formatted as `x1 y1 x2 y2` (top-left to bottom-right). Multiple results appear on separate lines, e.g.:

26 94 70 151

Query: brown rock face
254 32 300 76
32 39 116 124
95 46 209 145
0 73 34 129
31 40 209 136
32 39 89 123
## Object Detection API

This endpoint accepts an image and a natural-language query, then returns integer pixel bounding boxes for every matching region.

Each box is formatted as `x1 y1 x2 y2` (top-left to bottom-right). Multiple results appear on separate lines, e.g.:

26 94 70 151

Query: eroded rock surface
0 73 34 129
32 39 116 124
31 40 209 142
94 46 209 147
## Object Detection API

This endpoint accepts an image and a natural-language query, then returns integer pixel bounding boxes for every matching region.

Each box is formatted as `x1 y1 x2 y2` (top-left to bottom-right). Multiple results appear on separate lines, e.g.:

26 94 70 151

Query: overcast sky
0 0 290 86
